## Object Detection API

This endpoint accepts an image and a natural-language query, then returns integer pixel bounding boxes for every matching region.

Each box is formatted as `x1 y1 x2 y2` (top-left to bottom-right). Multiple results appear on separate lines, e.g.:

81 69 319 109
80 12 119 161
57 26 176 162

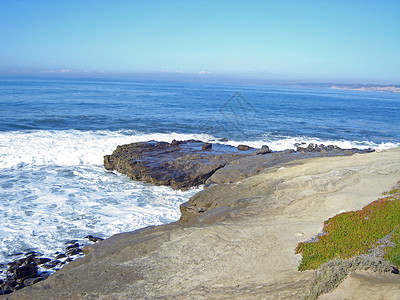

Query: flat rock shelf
103 139 373 190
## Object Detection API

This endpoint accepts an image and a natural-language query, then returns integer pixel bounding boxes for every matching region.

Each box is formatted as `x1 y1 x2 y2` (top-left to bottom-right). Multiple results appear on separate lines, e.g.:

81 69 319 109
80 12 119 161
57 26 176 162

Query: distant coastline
330 84 400 93
289 82 400 93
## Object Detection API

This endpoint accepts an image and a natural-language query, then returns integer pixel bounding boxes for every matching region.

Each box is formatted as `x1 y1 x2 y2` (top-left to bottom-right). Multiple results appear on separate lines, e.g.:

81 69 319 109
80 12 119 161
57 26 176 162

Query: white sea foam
0 163 200 262
1 130 397 170
0 130 216 169
219 135 400 152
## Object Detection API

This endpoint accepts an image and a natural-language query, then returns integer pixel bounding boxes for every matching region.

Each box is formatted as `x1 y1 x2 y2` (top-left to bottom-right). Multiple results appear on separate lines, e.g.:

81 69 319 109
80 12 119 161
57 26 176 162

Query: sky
1 0 399 84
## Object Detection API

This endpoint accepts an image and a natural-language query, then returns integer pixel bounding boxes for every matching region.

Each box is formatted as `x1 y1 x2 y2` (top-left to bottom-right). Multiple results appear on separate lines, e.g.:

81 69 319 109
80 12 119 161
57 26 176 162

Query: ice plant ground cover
296 184 400 270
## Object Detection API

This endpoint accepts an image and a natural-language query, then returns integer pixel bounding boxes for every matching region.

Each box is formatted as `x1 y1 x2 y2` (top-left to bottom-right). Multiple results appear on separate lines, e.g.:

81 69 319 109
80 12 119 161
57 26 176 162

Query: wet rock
7 264 20 275
23 277 44 286
42 264 55 270
65 248 83 256
35 257 51 265
2 279 16 289
85 235 104 243
253 145 272 155
0 289 13 295
104 140 250 189
24 251 39 257
237 145 251 151
14 284 25 290
65 240 78 245
22 255 36 265
66 243 80 250
104 140 375 190
295 143 374 155
202 142 212 150
13 265 38 280
0 237 95 295
42 260 64 269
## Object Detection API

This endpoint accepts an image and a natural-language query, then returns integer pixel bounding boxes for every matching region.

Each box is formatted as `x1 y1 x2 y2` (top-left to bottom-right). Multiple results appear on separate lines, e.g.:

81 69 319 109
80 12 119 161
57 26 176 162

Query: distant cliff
290 83 400 93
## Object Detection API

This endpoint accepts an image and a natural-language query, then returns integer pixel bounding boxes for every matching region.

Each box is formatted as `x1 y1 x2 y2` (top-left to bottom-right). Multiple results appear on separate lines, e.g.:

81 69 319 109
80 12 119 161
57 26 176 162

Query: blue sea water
0 76 399 266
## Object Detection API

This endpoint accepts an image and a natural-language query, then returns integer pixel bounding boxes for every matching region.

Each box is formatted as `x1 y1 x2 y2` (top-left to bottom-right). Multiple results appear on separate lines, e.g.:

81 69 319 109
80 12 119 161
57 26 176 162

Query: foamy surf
0 130 216 169
220 135 400 152
1 129 397 169
0 163 200 262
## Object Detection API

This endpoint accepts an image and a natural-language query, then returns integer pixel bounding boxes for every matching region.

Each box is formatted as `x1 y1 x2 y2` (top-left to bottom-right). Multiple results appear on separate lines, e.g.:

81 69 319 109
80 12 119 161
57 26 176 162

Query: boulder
253 145 272 155
13 265 37 280
202 142 212 150
237 144 251 151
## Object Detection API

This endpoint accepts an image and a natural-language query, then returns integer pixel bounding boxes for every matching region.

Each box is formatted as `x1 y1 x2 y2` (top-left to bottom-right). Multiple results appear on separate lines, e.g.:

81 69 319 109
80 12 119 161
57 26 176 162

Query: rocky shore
103 140 373 190
0 236 103 296
3 142 400 299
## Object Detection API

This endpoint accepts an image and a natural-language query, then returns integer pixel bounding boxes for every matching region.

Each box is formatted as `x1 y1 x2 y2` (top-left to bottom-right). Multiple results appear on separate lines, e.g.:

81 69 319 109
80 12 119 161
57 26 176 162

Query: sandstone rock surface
320 271 400 299
6 148 400 299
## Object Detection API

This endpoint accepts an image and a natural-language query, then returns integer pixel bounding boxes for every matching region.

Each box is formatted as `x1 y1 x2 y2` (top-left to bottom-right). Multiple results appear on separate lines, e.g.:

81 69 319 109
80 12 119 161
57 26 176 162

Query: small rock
14 284 25 290
23 277 44 286
85 235 104 243
24 251 39 257
42 260 63 269
2 279 16 289
253 145 272 155
7 264 20 275
0 289 13 295
171 139 180 146
23 255 36 265
202 143 212 150
65 248 83 256
34 257 51 265
237 145 250 151
56 253 67 259
64 240 78 245
306 143 316 151
282 149 295 154
42 264 55 270
13 265 38 280
66 243 80 250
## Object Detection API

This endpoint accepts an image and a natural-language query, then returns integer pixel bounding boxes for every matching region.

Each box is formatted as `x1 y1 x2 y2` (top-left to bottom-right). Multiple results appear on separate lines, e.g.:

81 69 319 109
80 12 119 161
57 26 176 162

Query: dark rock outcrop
104 140 374 190
237 144 251 151
104 140 251 190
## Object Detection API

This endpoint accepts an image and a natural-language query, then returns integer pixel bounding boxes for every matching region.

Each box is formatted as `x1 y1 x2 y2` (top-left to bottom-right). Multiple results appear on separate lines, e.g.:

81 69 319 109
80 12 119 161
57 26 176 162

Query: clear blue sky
1 0 399 83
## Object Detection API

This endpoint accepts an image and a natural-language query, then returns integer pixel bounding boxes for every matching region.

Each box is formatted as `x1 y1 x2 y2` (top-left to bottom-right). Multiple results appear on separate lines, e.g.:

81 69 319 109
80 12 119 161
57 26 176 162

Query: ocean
1 76 400 267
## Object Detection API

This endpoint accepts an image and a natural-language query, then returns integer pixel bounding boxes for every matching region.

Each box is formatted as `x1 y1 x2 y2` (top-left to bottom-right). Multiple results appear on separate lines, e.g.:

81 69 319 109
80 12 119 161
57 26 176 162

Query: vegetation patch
296 184 400 271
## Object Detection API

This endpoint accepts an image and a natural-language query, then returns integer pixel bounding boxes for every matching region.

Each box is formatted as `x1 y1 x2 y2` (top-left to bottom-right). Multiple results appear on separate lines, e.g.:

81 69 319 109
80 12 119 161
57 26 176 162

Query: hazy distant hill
290 83 400 93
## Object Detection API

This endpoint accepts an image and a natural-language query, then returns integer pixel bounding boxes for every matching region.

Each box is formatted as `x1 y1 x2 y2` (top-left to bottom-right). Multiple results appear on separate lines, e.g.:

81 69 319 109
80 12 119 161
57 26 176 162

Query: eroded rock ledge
104 139 373 190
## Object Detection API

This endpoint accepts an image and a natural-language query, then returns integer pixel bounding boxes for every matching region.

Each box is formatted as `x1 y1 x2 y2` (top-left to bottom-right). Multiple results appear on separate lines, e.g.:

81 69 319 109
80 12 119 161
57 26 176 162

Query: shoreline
3 147 400 298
